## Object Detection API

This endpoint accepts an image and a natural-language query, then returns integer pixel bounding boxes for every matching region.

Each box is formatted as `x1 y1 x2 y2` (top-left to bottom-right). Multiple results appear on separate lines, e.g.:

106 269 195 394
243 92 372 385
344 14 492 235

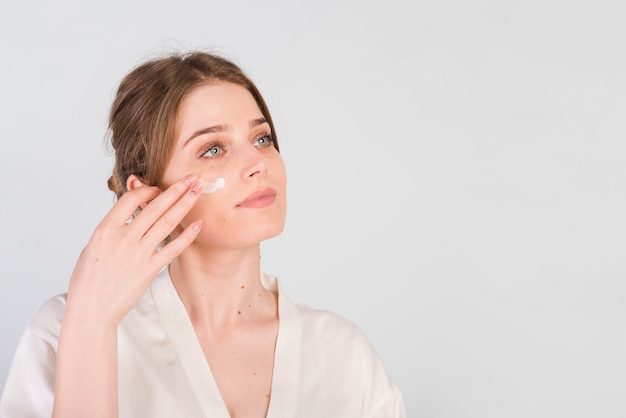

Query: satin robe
0 268 406 417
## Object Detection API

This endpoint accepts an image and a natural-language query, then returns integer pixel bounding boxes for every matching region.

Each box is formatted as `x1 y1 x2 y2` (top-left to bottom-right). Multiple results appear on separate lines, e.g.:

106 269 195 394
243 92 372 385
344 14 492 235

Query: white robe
0 268 406 417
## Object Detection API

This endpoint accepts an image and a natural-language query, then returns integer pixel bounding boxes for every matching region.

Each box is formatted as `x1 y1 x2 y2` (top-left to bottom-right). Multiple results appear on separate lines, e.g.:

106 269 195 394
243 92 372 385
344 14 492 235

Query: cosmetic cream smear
200 177 225 193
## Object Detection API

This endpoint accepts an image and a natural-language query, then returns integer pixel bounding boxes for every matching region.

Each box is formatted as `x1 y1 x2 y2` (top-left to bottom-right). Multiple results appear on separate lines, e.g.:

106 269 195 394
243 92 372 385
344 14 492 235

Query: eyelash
199 140 226 158
254 133 274 147
199 134 273 159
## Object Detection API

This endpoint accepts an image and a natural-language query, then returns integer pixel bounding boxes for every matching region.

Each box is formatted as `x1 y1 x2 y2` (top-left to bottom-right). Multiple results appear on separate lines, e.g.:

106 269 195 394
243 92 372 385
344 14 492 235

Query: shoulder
280 292 406 416
289 298 384 367
271 274 373 351
0 295 66 416
294 302 366 342
23 293 67 348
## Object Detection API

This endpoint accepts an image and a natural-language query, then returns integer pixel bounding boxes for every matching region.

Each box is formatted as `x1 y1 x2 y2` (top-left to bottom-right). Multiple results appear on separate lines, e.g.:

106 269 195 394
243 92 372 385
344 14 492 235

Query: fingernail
183 174 198 187
192 220 203 231
189 181 203 196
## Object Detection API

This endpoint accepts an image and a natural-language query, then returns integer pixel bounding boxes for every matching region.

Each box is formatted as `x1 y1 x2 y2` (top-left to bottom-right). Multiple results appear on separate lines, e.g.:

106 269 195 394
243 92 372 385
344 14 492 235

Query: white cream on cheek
200 177 225 193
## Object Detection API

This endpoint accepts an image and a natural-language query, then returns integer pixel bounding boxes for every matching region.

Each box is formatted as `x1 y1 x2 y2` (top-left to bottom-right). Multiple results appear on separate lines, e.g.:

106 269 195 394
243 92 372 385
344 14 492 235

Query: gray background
1 0 625 416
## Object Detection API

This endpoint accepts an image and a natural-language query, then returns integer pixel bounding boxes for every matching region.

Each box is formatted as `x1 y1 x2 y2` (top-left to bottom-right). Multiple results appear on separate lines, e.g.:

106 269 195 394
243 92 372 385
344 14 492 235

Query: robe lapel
151 268 231 418
262 274 302 418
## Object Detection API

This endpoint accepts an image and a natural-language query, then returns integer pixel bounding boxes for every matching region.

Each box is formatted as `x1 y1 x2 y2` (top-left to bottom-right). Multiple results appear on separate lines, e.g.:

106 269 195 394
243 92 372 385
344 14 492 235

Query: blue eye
254 135 273 147
201 143 224 158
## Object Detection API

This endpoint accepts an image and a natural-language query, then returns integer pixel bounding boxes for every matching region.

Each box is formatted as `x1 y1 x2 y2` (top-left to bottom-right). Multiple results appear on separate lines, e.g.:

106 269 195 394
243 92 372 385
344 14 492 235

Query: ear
126 175 152 210
126 174 149 192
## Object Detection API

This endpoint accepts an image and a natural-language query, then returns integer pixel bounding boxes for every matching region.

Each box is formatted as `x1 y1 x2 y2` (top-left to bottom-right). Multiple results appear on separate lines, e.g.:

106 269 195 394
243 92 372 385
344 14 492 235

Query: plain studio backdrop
1 0 625 416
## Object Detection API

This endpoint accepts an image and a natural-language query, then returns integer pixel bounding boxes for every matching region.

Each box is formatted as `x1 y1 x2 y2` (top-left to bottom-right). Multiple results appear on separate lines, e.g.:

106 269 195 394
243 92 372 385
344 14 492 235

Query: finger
100 185 160 227
139 180 203 248
129 174 198 234
151 220 203 272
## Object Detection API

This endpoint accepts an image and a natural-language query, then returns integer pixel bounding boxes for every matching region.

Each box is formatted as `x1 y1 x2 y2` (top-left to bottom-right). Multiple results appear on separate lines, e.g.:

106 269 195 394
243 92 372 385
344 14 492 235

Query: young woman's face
161 82 286 250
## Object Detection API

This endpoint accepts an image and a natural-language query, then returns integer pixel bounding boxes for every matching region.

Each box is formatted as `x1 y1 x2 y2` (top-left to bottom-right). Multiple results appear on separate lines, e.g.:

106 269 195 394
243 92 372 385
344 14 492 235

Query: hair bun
107 174 124 198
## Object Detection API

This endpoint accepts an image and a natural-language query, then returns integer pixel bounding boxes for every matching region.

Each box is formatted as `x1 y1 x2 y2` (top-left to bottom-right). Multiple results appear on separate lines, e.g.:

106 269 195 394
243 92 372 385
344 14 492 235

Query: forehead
177 82 261 126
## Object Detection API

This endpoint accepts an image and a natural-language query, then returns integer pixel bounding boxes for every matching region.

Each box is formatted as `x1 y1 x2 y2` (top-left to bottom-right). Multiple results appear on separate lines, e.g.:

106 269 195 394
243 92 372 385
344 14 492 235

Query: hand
64 174 203 329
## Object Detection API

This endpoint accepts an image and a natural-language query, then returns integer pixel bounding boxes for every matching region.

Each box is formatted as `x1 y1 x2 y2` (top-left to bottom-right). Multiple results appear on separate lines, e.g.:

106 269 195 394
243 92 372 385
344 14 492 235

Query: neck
168 243 277 334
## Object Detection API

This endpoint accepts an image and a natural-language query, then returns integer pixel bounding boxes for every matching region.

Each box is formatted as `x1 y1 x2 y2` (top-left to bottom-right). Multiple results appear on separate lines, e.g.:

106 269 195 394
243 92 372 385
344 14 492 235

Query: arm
51 175 203 418
358 330 407 418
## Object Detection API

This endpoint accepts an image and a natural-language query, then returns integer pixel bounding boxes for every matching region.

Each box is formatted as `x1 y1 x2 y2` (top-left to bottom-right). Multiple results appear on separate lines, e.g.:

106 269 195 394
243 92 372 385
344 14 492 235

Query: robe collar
150 267 301 417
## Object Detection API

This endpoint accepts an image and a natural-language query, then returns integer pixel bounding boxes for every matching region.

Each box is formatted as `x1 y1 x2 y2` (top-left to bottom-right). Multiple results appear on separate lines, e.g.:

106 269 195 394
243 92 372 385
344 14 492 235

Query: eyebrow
183 117 269 148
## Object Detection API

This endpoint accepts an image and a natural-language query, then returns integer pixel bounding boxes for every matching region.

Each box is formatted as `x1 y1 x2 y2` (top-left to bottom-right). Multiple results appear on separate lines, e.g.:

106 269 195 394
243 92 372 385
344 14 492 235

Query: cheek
272 155 287 186
188 195 229 223
187 188 244 237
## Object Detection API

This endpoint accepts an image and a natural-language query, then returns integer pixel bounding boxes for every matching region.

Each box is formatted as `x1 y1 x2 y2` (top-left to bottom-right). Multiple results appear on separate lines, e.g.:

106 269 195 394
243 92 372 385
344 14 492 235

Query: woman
0 51 405 417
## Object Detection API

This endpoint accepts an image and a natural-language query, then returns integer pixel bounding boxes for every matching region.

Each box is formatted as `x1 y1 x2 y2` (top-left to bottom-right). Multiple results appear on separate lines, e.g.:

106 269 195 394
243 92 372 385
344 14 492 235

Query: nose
240 144 267 179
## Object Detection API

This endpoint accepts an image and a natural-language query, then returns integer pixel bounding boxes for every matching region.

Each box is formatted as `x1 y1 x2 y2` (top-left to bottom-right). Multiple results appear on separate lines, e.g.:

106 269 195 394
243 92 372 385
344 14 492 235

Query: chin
244 220 285 244
197 217 286 250
234 205 287 245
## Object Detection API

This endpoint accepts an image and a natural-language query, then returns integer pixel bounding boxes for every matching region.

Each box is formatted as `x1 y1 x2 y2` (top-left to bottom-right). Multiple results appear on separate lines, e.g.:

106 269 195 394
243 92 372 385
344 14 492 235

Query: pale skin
53 82 287 418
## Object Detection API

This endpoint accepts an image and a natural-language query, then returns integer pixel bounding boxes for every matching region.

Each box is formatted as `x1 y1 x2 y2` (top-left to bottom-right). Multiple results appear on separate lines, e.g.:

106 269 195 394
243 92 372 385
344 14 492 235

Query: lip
237 188 277 208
